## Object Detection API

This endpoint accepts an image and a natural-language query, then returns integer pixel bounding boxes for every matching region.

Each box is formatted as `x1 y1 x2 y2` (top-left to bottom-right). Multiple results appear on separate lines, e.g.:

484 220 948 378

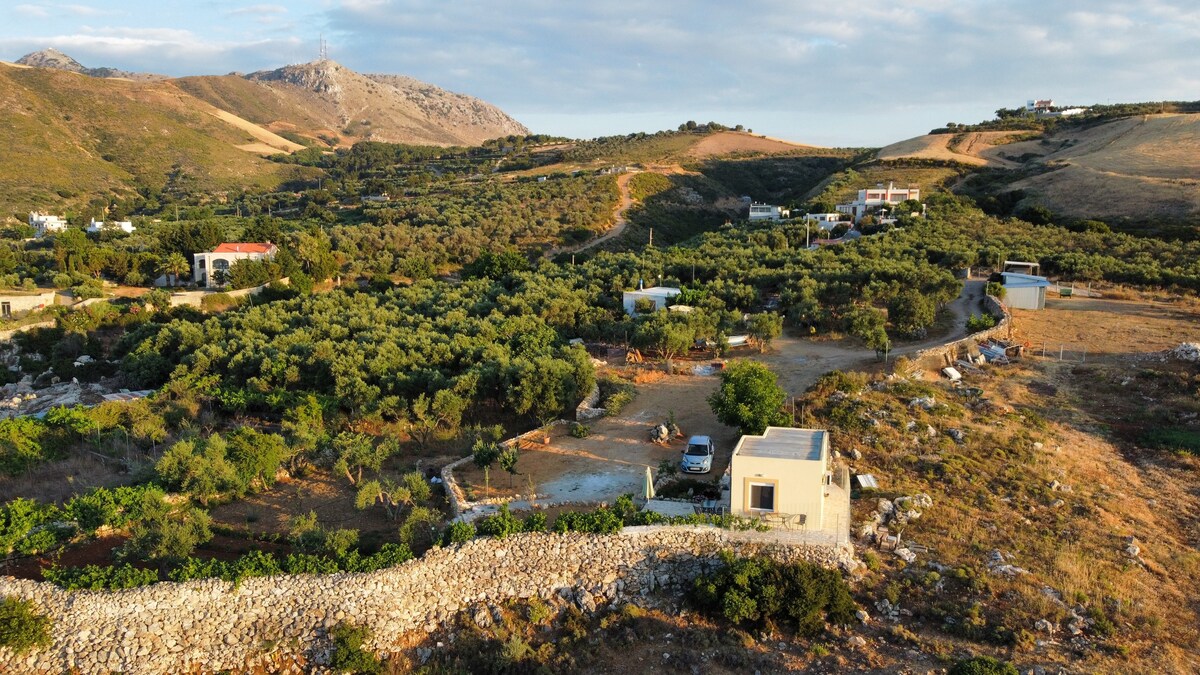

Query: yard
453 372 740 506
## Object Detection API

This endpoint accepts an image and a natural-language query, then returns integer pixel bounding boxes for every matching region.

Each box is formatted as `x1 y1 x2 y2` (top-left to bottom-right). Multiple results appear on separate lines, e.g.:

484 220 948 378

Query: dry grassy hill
1000 114 1200 222
885 114 1200 227
178 59 529 148
0 61 319 215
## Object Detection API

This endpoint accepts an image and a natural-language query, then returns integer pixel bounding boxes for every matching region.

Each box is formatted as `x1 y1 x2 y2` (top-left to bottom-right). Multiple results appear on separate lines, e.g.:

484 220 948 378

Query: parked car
681 435 715 473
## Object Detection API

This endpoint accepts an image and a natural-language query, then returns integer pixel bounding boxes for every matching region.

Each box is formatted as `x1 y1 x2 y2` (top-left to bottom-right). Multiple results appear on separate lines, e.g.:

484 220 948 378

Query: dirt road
547 171 638 258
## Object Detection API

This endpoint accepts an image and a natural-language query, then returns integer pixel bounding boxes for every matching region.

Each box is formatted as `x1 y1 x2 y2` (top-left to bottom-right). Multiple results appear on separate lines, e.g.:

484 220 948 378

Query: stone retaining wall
575 383 606 421
911 294 1011 371
0 527 854 674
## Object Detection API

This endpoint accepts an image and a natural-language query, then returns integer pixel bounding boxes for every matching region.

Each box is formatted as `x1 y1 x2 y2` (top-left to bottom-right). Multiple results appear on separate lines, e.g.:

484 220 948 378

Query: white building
193 242 278 287
835 182 921 223
622 286 681 315
729 427 832 527
1026 99 1055 113
29 212 67 236
803 213 845 231
748 203 790 221
1001 272 1051 310
86 218 135 234
0 290 58 319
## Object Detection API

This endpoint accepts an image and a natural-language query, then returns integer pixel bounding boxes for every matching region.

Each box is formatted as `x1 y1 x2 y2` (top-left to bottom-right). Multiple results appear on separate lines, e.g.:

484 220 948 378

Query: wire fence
1031 342 1092 363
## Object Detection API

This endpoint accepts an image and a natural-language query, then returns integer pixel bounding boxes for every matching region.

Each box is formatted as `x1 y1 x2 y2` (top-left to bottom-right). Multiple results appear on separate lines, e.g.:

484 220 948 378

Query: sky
3 1 1199 146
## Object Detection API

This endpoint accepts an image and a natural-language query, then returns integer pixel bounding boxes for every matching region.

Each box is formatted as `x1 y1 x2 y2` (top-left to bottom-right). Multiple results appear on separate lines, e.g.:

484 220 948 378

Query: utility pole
648 228 653 247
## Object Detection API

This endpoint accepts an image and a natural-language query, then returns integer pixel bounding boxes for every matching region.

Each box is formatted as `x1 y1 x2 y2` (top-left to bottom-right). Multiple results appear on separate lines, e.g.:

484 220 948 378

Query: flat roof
735 427 826 461
626 286 681 297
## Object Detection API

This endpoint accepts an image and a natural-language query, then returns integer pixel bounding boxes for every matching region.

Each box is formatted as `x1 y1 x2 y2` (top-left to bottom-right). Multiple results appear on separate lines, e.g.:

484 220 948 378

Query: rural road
760 279 987 395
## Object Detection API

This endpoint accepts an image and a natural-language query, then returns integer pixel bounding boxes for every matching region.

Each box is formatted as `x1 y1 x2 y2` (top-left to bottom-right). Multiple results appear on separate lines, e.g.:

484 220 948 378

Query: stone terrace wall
911 294 1011 372
0 527 854 674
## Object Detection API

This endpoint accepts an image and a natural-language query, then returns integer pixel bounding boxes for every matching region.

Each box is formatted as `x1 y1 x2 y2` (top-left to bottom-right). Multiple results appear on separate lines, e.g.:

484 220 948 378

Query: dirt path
547 171 639 258
760 279 986 394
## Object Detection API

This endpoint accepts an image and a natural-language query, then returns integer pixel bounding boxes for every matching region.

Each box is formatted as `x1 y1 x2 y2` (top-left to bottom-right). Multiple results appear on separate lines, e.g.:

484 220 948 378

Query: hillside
0 62 317 215
177 59 529 147
885 113 1200 230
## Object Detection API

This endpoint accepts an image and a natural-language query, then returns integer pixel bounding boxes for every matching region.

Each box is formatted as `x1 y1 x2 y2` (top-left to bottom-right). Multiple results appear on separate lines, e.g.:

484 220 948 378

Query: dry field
685 131 818 159
876 131 1024 167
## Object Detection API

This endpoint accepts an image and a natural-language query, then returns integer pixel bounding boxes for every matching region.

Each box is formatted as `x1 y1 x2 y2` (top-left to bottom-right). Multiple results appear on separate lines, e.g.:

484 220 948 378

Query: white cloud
14 4 51 19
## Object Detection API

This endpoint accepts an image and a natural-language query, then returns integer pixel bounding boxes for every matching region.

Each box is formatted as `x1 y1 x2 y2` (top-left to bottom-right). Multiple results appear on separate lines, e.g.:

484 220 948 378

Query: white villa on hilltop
193 243 278 287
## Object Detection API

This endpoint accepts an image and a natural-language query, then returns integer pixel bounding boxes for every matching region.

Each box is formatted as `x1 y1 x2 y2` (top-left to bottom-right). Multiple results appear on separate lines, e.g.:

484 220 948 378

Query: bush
442 520 476 546
985 282 1005 299
966 312 998 332
0 596 52 654
475 504 523 540
44 563 158 590
329 623 382 675
569 423 590 438
690 553 856 635
949 655 1019 675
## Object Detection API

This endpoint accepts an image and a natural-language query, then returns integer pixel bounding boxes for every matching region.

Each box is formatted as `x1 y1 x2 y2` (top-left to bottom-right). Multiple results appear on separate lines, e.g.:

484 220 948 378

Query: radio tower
318 34 328 61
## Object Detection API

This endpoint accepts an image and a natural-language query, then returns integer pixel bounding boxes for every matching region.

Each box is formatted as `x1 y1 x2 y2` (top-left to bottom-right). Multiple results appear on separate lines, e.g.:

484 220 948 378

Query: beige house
729 427 832 528
0 290 58 319
193 243 278 287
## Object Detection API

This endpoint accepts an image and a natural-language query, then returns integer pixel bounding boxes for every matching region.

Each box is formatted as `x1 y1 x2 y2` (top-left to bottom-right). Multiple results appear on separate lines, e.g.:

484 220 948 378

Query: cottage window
1 302 9 318
748 483 775 512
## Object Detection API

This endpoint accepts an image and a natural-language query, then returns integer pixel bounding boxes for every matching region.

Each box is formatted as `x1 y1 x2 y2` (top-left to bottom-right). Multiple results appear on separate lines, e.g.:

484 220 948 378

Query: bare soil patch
209 472 396 536
1012 295 1200 359
686 131 817 159
455 373 739 503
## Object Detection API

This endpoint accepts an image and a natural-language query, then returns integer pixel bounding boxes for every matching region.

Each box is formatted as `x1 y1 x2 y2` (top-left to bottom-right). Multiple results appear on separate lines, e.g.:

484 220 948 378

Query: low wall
911 294 1011 371
168 278 290 308
575 382 605 421
442 419 572 518
0 527 854 674
0 320 56 343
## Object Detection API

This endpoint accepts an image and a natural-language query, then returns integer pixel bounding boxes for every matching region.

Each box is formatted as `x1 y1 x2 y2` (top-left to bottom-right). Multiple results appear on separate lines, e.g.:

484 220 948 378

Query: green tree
121 493 212 566
707 360 789 435
498 447 520 488
472 439 502 498
409 390 466 449
158 252 191 287
746 312 783 352
332 432 390 486
155 436 242 504
887 289 937 337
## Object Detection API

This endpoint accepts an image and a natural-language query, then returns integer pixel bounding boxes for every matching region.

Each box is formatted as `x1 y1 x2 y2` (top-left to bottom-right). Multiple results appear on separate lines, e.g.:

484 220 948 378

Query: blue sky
3 1 1199 146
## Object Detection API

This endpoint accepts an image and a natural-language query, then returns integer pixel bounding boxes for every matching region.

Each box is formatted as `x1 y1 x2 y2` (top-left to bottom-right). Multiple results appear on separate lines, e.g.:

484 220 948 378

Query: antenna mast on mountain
318 35 328 61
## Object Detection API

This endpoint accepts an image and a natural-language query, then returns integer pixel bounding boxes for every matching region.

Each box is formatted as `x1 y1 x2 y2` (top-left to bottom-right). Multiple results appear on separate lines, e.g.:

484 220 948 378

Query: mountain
0 61 318 215
176 59 529 147
15 47 165 81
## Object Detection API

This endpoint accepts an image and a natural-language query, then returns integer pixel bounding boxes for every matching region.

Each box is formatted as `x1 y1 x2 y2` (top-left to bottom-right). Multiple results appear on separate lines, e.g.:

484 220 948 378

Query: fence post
1059 345 1064 361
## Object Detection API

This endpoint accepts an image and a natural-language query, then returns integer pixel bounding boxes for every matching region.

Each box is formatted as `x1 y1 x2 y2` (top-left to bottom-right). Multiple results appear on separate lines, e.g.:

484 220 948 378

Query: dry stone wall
0 527 853 674
912 294 1011 371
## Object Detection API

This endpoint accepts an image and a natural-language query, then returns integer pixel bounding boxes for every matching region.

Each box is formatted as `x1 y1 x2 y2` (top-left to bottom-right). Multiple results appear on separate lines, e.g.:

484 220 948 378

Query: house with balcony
193 243 278 287
835 182 921 223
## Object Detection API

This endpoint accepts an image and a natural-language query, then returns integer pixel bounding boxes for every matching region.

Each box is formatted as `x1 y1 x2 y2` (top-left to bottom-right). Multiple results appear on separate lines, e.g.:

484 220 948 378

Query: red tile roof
213 243 276 254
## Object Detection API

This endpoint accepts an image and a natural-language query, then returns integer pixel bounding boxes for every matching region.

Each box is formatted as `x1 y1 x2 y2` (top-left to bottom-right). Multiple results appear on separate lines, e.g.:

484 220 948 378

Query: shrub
949 655 1019 675
966 312 998 332
475 504 523 539
0 596 53 654
329 623 382 675
690 553 856 635
442 520 476 546
44 563 158 590
986 282 1005 299
569 423 590 438
522 512 547 533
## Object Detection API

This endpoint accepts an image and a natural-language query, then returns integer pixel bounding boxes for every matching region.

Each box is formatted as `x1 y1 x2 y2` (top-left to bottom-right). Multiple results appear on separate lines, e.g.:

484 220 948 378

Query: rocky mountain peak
15 48 87 73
